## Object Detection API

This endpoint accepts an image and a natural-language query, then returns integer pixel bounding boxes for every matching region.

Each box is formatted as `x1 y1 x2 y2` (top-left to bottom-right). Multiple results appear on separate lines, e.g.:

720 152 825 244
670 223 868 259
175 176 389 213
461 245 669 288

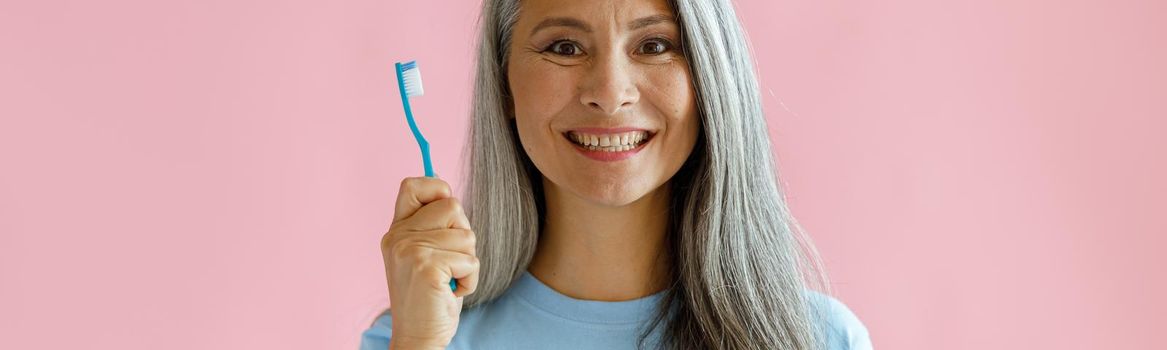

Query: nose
578 54 640 115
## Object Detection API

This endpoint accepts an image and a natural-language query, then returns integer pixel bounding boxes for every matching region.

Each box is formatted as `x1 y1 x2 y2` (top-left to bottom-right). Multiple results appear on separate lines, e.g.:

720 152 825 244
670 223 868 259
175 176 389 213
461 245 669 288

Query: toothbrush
394 60 458 292
394 60 434 177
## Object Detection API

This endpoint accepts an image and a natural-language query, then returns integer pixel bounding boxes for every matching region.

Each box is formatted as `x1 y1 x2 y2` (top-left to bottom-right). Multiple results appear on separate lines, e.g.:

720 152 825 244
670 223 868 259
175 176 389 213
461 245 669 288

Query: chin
568 178 658 208
582 192 643 208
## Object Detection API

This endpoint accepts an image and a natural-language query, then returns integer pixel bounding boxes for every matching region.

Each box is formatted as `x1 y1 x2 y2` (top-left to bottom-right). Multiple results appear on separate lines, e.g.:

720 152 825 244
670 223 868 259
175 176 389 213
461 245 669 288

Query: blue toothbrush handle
417 142 455 292
395 62 456 293
418 141 434 177
417 146 455 292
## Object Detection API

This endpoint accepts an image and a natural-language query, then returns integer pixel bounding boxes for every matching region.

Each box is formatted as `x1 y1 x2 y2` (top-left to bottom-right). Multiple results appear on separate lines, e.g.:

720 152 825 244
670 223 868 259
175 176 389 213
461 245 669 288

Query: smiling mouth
563 130 655 152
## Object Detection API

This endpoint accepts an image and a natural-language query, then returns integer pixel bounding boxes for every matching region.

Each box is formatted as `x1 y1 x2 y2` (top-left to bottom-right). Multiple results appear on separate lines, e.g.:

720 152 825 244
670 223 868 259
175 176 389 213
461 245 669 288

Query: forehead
516 0 676 28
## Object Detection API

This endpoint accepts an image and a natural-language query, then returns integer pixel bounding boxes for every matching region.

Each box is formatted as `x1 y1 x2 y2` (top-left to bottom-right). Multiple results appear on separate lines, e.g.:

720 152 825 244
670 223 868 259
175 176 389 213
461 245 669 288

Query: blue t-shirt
361 271 872 349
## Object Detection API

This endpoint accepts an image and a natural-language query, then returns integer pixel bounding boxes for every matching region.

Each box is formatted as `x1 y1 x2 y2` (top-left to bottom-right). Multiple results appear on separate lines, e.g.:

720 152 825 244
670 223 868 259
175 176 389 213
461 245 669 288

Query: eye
637 38 673 55
544 40 583 57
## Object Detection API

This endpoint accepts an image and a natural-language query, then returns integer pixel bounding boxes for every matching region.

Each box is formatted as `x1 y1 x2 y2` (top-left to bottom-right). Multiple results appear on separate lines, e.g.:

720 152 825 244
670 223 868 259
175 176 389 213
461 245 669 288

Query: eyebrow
629 14 675 31
529 14 676 36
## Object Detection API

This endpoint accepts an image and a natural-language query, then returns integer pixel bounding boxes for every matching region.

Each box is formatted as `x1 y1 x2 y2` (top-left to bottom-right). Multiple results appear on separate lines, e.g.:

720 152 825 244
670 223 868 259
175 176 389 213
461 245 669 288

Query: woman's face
507 0 700 207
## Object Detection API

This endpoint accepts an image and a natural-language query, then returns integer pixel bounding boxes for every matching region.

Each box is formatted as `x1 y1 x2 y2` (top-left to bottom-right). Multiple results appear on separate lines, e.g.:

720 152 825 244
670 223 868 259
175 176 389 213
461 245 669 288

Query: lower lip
567 136 651 162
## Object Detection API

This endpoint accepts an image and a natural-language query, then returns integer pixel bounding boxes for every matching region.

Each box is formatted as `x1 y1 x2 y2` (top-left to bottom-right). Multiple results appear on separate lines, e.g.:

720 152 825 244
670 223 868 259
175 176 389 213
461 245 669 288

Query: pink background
1 0 1163 349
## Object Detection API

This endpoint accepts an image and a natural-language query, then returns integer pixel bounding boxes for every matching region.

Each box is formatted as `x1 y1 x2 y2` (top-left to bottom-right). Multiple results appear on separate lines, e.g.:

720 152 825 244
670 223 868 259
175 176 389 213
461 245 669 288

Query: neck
527 177 673 301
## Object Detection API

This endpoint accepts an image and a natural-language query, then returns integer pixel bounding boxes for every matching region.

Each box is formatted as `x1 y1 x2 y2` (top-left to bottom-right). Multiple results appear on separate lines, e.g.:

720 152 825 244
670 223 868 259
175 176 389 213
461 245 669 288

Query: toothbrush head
393 59 436 178
397 60 424 98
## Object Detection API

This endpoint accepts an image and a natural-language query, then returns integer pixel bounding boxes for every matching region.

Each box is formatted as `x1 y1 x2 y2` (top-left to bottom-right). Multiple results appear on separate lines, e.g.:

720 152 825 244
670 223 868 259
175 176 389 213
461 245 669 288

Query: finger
448 254 480 298
393 177 453 223
428 250 480 298
391 228 476 257
406 197 472 231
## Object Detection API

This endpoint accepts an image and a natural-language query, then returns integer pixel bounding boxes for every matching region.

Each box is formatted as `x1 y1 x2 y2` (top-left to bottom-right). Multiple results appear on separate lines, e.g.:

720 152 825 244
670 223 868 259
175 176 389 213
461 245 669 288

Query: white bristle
400 61 424 97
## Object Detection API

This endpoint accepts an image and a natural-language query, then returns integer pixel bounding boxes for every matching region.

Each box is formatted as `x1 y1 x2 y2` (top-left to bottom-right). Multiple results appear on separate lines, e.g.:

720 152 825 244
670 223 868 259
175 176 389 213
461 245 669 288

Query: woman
363 0 872 349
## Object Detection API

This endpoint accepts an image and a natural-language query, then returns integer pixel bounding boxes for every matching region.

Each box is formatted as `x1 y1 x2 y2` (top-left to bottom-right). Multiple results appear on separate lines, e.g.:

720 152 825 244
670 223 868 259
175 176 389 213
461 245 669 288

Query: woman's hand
381 177 479 349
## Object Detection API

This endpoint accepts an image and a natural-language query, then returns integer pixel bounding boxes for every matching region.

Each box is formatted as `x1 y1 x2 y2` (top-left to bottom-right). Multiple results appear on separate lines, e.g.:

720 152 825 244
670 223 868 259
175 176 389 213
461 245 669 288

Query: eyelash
541 37 676 57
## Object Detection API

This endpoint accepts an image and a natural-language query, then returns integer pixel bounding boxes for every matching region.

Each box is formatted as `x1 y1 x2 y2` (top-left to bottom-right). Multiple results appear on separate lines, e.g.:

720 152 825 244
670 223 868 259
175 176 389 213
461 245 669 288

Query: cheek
508 61 574 159
653 68 700 150
510 58 575 113
509 66 546 128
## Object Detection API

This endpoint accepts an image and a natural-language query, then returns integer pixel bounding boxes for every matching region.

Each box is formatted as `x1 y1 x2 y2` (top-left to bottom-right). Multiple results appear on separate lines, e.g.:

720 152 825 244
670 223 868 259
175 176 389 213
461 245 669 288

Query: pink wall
1 0 1163 349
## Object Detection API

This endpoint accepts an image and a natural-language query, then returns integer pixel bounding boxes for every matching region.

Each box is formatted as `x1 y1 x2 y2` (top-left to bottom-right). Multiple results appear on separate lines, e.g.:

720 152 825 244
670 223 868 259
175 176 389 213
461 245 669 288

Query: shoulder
361 294 872 349
359 309 394 350
359 306 494 350
806 291 874 350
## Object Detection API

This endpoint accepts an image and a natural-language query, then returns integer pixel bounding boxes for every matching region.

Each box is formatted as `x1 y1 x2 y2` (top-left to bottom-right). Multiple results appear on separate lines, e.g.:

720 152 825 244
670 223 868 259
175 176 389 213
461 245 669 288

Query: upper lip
562 127 655 135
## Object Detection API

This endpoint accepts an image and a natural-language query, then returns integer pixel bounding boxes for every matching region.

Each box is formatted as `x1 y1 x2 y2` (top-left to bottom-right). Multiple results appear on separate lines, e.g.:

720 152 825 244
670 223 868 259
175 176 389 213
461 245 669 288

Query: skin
507 0 700 301
381 1 699 347
384 177 479 349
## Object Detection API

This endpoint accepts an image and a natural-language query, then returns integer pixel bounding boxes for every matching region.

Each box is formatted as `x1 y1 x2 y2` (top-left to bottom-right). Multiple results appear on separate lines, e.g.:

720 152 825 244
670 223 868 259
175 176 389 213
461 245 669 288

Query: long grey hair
459 0 833 349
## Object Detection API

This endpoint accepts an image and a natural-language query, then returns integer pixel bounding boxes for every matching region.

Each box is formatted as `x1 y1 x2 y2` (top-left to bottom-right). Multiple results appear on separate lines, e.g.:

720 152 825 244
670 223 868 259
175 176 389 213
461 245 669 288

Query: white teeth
567 131 650 152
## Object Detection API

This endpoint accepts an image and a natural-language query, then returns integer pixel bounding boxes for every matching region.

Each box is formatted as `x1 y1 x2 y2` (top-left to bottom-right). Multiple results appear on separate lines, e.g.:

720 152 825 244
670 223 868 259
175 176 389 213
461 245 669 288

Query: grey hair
459 0 833 349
